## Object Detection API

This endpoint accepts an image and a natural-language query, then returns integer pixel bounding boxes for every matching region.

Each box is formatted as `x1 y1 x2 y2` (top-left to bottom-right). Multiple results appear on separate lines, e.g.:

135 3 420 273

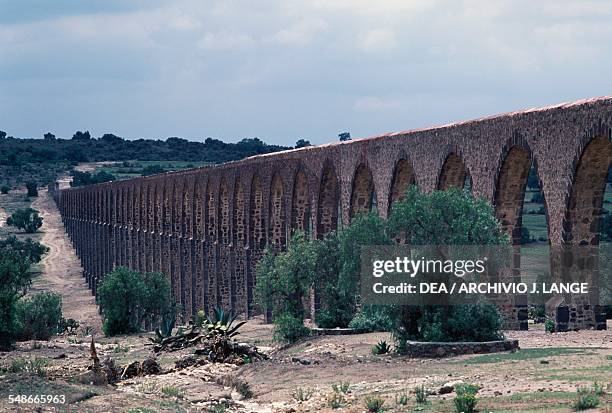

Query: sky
1 0 611 145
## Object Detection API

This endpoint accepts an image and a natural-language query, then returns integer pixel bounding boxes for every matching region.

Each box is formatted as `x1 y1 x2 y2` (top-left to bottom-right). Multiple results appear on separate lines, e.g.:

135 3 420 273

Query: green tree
1 184 9 194
0 238 48 349
386 187 508 345
15 292 64 340
6 208 43 233
25 181 38 197
256 232 317 342
295 139 312 148
141 164 166 176
98 267 177 336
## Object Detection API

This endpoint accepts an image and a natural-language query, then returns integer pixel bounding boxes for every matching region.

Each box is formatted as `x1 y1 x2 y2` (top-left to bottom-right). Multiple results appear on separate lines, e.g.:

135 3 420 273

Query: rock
539 360 550 364
439 380 463 395
291 357 313 365
494 391 502 396
53 353 67 359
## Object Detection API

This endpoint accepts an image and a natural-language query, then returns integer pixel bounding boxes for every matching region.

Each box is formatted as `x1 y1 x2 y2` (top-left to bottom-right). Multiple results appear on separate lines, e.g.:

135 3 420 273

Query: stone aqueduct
53 97 612 331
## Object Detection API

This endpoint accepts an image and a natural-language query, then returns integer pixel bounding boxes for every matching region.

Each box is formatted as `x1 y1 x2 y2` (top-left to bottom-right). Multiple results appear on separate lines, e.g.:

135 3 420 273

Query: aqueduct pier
53 96 612 331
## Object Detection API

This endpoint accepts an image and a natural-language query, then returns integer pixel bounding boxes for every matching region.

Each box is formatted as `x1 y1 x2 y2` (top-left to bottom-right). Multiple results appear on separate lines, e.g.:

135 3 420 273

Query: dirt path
30 189 102 332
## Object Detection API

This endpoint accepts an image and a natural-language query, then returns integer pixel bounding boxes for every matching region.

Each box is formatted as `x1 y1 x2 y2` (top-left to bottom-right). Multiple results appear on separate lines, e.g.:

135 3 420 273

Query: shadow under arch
349 163 375 220
437 152 470 191
291 168 311 235
388 158 416 216
317 162 340 238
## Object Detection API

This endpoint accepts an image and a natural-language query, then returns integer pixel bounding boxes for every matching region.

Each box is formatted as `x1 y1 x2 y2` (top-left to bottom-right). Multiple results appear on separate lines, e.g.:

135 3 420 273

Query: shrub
273 312 309 343
573 387 599 410
98 267 177 336
9 357 48 377
414 385 427 404
204 307 246 339
395 392 409 405
1 185 9 194
364 395 385 412
545 318 555 333
25 181 38 197
372 340 391 355
15 292 64 341
410 302 503 343
331 381 351 394
0 238 48 349
327 392 344 409
256 232 316 342
454 383 479 413
161 386 183 398
349 305 394 333
293 387 313 401
6 208 43 233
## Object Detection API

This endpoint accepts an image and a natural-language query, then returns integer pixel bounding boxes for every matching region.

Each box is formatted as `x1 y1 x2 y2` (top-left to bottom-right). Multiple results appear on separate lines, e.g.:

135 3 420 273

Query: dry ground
0 191 610 412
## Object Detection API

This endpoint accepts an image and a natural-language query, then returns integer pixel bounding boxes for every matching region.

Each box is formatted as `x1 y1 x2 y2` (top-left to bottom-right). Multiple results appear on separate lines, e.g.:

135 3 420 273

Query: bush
273 312 310 343
25 181 38 197
349 305 393 333
573 387 599 410
453 384 480 413
417 302 503 343
6 208 43 233
372 340 391 355
15 292 64 341
414 385 428 404
98 267 177 336
256 232 316 342
364 395 385 412
545 318 555 333
0 238 48 349
1 184 9 194
531 192 544 203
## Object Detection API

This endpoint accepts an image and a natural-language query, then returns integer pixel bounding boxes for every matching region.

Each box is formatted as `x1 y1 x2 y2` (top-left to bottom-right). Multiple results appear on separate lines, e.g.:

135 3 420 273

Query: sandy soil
30 189 102 332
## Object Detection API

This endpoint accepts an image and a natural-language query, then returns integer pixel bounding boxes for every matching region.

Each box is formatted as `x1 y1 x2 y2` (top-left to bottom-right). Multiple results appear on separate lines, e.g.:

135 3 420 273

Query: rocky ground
0 190 610 412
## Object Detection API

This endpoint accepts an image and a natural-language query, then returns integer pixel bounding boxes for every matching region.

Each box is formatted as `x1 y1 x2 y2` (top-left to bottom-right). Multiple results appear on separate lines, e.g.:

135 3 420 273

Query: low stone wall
402 339 519 358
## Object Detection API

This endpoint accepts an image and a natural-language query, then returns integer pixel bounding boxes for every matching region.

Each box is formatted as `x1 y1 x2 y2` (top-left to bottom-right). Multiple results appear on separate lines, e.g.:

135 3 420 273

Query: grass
161 386 183 398
93 160 210 180
461 348 597 365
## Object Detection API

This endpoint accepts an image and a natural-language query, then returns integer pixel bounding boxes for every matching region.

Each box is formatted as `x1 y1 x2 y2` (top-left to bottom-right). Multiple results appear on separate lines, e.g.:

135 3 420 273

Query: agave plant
371 340 391 355
205 307 246 339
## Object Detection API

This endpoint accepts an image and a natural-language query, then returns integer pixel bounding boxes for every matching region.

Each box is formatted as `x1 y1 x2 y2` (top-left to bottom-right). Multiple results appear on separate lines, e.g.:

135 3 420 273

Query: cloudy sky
1 0 611 145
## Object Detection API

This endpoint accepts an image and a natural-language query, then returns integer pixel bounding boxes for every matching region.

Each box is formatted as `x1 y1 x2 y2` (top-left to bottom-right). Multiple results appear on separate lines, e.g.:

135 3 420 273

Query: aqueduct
52 96 612 331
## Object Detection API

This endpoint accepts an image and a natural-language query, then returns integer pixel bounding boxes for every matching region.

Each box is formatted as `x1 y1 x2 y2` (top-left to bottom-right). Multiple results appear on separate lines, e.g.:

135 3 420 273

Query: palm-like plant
205 307 246 339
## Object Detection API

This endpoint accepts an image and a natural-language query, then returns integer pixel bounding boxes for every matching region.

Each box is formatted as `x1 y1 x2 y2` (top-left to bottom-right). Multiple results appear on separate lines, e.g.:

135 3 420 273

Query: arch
494 146 533 245
564 136 612 245
181 179 192 238
269 173 286 248
349 163 374 219
291 170 310 234
438 153 469 190
388 158 416 213
317 164 339 237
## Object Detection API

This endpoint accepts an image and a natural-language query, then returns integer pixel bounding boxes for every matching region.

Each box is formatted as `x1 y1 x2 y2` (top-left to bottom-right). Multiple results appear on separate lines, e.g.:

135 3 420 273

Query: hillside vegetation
0 130 289 187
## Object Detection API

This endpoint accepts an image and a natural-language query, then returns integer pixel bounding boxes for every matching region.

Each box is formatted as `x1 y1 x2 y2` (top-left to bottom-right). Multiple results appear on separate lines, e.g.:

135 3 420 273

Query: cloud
0 0 611 145
198 32 254 51
361 29 397 53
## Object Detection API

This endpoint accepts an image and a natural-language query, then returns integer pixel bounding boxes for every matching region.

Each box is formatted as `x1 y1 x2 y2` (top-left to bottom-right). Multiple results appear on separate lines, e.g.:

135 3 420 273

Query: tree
0 237 48 349
386 187 508 345
527 166 539 190
26 181 38 197
1 185 9 194
141 164 166 176
295 139 312 148
6 208 43 233
98 267 177 336
43 132 56 141
0 131 6 140
256 232 317 342
71 130 91 140
100 133 123 144
339 132 351 141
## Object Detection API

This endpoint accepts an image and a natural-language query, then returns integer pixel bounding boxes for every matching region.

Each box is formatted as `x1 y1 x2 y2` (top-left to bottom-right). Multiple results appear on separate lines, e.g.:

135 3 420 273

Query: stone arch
193 178 204 240
350 163 375 219
181 178 192 238
564 136 612 245
205 179 219 308
438 153 470 190
494 146 533 245
388 158 416 213
269 173 286 248
317 164 339 238
291 169 310 234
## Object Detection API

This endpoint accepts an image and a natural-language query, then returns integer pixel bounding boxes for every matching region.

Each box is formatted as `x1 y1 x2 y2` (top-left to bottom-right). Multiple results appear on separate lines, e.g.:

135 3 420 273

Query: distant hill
0 131 290 187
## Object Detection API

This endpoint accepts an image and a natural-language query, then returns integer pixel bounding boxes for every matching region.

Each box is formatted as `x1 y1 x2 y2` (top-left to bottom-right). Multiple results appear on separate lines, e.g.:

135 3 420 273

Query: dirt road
30 189 102 331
